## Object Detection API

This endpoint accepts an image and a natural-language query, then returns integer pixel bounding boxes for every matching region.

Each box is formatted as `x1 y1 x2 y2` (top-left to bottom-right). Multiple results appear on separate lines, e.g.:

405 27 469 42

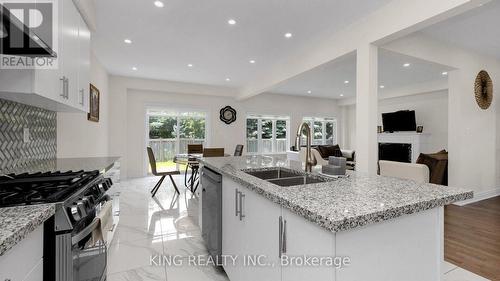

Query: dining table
173 153 230 193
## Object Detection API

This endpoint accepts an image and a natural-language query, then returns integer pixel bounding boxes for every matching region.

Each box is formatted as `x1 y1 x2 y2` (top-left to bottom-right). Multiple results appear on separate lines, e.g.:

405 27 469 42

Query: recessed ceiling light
442 71 448 76
187 64 193 67
124 39 132 44
249 60 256 64
225 78 231 82
340 94 344 97
227 19 236 25
132 66 138 71
154 1 164 8
307 90 312 94
344 80 349 84
379 85 385 89
403 63 411 67
284 32 293 38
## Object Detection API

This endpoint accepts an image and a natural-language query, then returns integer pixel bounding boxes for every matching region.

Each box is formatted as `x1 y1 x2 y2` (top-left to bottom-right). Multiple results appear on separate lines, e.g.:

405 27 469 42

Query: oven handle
72 218 100 246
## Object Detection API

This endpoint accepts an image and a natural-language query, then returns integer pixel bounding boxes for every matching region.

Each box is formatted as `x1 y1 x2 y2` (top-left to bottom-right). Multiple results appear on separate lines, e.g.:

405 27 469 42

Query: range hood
0 4 57 57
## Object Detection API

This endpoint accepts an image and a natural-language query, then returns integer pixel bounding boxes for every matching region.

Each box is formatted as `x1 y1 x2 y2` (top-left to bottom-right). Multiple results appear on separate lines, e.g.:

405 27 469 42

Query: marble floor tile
108 238 165 274
107 266 167 281
112 214 164 243
165 265 228 281
443 261 458 274
444 266 491 281
109 175 229 281
162 237 210 257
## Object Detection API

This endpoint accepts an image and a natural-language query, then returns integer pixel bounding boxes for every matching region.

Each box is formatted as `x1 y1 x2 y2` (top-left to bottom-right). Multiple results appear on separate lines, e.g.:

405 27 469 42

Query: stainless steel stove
0 170 113 281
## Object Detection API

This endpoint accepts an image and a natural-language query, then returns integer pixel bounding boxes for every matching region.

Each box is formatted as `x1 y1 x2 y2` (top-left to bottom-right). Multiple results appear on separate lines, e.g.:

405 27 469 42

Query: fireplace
378 132 429 163
379 143 412 163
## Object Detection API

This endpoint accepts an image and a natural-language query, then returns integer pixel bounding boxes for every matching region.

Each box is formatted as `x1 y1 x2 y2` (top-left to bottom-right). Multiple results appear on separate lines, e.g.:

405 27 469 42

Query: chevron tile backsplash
0 98 57 174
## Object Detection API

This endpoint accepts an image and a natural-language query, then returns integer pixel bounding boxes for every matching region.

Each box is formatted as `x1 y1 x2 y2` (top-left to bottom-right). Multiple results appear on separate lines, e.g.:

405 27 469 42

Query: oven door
71 219 107 281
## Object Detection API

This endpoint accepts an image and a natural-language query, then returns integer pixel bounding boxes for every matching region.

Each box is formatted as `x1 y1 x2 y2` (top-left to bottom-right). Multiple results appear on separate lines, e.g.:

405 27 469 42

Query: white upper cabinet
0 0 91 112
62 0 80 108
76 14 90 111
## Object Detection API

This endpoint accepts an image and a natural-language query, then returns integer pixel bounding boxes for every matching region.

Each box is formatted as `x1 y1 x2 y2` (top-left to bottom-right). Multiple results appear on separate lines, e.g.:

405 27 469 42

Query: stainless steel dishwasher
201 166 222 261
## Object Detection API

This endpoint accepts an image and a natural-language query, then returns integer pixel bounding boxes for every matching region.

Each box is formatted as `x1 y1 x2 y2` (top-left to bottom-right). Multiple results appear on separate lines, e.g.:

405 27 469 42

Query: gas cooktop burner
0 170 101 207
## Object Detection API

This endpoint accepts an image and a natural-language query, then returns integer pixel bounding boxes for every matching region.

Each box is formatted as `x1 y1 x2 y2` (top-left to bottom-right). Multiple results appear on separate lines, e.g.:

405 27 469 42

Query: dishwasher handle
235 189 240 217
239 192 245 221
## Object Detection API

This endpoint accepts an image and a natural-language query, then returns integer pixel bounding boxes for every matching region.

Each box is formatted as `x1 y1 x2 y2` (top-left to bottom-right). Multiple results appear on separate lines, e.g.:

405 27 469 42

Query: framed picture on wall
88 84 100 122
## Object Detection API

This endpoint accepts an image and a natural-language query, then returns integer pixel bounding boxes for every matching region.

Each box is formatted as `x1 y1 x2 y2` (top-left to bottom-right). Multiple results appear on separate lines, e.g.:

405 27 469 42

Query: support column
355 44 378 175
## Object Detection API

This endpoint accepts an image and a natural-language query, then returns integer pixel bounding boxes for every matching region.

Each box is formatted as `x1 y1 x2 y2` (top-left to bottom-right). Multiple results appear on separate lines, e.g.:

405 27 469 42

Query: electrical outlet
23 127 30 143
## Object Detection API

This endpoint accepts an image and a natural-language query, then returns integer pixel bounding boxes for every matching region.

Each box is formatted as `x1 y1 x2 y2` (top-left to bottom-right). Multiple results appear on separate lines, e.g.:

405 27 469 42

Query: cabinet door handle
279 216 283 258
65 77 69 99
79 88 84 105
282 219 287 254
239 192 245 221
235 188 239 217
59 76 66 98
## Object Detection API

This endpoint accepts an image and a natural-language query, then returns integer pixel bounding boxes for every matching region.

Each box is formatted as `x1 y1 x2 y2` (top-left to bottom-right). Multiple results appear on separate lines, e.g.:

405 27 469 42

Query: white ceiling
269 49 453 99
92 0 392 88
421 0 500 60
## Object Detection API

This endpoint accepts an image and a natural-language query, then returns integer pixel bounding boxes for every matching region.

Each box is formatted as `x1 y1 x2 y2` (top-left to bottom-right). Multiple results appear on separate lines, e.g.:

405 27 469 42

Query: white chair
299 147 328 166
286 150 300 162
379 160 430 183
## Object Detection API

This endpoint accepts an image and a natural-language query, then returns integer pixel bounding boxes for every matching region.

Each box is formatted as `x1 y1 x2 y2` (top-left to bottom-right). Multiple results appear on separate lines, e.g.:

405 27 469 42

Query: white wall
342 105 357 150
378 90 448 152
383 33 499 195
57 53 109 158
343 90 449 153
109 77 340 178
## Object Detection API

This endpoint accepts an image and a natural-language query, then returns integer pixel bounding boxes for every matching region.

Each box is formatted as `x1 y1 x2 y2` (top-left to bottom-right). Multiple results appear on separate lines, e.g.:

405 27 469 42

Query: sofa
295 145 356 170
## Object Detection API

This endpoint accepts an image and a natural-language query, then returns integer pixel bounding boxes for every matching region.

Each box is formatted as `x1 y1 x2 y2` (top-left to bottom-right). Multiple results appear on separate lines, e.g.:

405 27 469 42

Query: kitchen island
199 155 473 281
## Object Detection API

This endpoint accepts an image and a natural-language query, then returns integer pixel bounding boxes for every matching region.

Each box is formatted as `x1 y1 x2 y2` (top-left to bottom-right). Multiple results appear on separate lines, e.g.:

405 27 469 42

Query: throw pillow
316 145 343 159
416 150 448 185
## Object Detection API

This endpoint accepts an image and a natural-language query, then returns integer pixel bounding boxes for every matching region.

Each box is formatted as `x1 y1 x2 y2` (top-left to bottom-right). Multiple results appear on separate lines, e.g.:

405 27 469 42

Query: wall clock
220 106 237 124
474 70 493 110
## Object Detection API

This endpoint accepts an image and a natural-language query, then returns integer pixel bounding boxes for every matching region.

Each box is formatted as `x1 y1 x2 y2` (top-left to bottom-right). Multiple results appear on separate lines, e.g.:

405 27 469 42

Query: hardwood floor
445 196 500 280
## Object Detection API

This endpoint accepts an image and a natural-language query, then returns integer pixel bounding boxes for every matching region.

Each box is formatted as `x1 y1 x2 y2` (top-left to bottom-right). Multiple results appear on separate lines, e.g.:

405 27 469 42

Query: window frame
302 116 338 146
145 107 209 175
246 114 290 155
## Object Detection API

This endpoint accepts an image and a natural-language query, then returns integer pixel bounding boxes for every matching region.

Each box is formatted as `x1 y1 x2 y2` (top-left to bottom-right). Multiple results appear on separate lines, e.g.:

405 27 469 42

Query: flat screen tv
382 110 416 132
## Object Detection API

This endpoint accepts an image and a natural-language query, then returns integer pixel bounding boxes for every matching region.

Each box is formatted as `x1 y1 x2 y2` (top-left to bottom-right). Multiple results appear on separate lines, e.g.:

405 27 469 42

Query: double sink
244 167 332 187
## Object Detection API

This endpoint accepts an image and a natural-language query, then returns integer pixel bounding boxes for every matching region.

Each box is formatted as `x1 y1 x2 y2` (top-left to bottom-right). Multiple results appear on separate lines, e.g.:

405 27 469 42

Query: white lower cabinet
281 208 335 281
238 183 282 281
0 225 44 281
222 177 335 281
335 208 442 281
222 178 245 280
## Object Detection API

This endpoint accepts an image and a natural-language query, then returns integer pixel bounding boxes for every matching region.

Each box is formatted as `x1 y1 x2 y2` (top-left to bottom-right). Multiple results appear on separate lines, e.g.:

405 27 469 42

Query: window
147 109 207 171
246 115 289 154
302 117 337 145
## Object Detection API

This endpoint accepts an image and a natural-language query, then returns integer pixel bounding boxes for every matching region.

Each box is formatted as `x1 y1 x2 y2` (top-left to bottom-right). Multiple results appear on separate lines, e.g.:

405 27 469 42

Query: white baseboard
453 188 500 206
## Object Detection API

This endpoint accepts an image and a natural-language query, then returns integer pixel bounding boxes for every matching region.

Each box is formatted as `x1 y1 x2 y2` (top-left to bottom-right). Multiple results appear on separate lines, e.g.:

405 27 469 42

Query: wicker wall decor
474 70 493 110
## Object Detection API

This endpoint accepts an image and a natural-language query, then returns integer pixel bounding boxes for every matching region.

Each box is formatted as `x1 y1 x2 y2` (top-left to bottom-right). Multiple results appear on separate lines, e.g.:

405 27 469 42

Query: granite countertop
2 156 120 175
0 204 55 256
199 155 473 233
53 156 120 173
